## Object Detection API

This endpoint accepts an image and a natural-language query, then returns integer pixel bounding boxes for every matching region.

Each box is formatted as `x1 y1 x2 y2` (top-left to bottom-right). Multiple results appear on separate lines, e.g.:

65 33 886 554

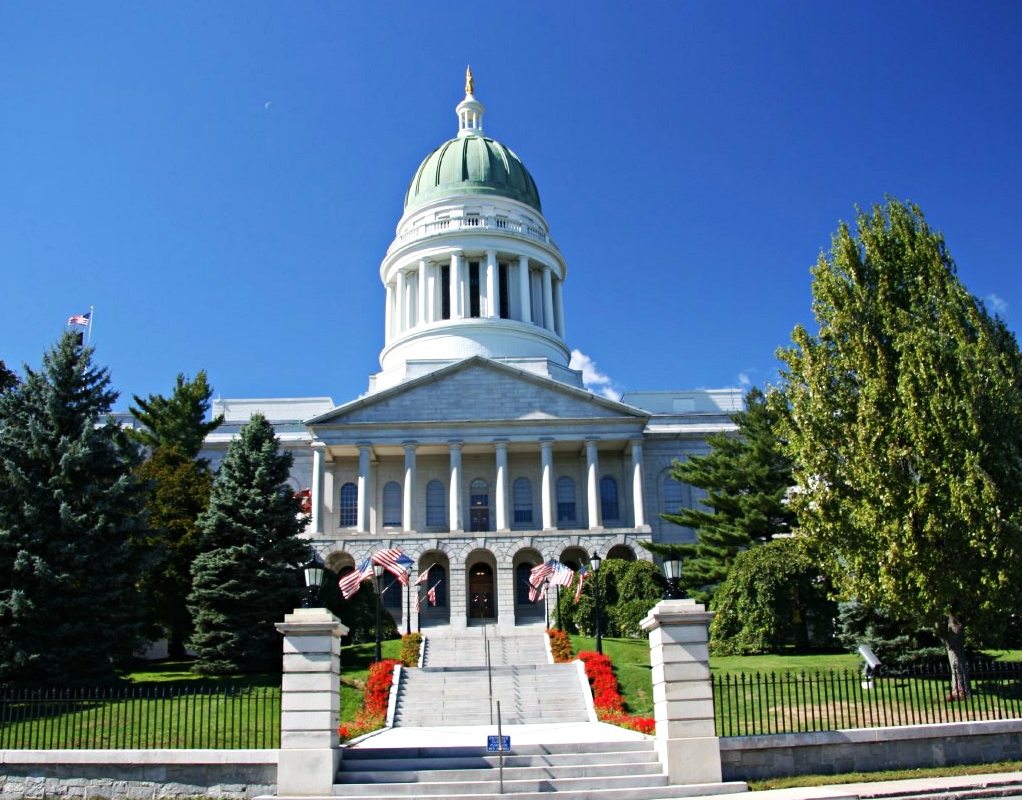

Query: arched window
421 564 448 608
383 481 402 527
600 476 619 523
556 477 576 524
513 478 533 525
426 480 446 528
340 482 357 527
663 477 686 521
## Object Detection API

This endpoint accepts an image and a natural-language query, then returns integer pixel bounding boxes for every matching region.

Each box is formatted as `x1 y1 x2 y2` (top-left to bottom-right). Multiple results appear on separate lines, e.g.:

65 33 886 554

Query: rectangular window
440 264 450 320
498 263 510 319
469 261 481 318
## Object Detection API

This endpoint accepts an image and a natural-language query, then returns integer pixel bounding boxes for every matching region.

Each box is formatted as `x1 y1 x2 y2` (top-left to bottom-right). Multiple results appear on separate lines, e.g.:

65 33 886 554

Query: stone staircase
334 739 745 799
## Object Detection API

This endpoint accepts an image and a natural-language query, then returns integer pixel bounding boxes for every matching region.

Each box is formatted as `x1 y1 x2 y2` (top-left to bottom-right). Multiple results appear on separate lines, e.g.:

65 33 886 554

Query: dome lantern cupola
457 66 484 138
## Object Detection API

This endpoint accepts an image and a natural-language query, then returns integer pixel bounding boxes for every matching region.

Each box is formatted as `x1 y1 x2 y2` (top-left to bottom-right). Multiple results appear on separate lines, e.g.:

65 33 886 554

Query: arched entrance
468 562 495 619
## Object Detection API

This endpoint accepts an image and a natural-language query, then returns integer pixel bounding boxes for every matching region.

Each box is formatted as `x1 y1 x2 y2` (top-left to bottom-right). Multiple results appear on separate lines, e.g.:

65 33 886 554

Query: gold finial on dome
465 65 474 96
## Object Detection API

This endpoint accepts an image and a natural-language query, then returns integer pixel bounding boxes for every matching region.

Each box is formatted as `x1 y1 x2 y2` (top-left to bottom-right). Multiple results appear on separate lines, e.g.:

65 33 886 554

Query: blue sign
487 735 511 752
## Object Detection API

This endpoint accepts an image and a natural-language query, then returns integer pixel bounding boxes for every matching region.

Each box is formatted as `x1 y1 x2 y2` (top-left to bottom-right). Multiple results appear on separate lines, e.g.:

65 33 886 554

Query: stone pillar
395 270 406 334
485 249 499 318
630 438 646 528
276 608 349 796
417 259 428 327
449 441 464 532
494 440 509 531
310 443 325 535
518 256 532 323
357 444 371 534
553 277 565 338
384 283 394 341
542 266 555 332
640 600 722 785
540 438 554 530
585 438 601 530
403 442 417 533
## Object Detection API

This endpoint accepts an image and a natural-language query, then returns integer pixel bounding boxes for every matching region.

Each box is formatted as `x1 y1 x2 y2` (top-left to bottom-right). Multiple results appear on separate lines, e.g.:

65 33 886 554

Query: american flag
550 561 575 587
67 312 91 327
338 557 373 600
427 581 440 607
372 549 414 585
528 561 553 601
574 565 589 602
414 588 421 612
414 564 435 586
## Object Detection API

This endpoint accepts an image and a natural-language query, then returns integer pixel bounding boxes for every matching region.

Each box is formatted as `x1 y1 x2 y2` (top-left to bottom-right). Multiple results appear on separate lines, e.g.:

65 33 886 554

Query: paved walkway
347 720 649 749
735 771 1022 800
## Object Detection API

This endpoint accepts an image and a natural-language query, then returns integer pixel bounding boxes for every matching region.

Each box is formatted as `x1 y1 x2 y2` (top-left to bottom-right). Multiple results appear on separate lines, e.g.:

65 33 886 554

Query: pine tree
0 360 18 393
0 333 147 686
778 198 1022 695
659 387 795 602
188 414 308 674
129 372 221 658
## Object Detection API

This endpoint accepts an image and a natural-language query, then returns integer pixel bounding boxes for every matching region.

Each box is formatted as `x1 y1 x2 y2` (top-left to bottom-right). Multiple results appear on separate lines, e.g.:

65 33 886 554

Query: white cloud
738 372 751 387
264 101 273 110
986 293 1008 316
569 349 622 402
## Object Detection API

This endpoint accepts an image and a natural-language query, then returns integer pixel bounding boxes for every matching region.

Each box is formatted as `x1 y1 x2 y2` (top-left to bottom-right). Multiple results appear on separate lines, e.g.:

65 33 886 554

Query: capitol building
202 71 740 632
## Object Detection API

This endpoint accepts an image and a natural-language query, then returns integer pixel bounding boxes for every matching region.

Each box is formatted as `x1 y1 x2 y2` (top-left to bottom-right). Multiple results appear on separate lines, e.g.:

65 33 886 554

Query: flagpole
87 305 94 345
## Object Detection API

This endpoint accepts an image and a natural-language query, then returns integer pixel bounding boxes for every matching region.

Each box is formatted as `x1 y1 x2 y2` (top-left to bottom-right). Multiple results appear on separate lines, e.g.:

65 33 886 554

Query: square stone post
641 599 722 785
275 608 349 796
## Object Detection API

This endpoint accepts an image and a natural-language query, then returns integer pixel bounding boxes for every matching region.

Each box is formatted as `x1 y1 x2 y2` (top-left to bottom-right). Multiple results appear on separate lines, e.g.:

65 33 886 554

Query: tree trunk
936 612 971 699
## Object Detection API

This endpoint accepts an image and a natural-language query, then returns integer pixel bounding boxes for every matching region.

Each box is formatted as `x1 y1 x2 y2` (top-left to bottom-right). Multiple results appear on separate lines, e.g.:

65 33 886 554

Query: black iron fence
0 685 280 749
714 660 1022 737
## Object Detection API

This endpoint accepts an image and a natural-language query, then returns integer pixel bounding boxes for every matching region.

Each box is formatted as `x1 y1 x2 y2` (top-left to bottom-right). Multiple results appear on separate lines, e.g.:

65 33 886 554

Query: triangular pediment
308 357 648 428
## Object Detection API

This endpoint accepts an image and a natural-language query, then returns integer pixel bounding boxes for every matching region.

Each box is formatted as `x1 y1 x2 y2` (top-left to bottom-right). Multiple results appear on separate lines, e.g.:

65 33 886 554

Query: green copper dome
404 135 542 213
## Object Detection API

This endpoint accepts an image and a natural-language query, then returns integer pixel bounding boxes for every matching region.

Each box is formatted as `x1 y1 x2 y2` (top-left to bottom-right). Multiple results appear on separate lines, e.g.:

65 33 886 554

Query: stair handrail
486 637 493 724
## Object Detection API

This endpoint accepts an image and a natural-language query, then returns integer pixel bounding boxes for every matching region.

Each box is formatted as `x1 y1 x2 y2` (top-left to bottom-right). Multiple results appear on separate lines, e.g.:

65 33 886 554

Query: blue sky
2 2 1020 409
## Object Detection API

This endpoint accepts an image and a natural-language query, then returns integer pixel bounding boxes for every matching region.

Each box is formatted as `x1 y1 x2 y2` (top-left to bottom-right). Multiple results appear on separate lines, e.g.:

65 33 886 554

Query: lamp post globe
661 553 685 600
590 551 602 655
301 550 326 608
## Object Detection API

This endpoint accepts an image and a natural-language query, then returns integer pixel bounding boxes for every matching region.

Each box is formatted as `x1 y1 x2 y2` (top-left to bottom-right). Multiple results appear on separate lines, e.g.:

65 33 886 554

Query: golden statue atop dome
465 65 474 96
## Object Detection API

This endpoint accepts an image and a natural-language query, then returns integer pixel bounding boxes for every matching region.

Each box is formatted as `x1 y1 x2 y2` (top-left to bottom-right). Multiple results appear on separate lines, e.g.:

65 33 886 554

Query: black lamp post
590 551 602 655
662 552 685 600
374 563 385 663
301 550 326 608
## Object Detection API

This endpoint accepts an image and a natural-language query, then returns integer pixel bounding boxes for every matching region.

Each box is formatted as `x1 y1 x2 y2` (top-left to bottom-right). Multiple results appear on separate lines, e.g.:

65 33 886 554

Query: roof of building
403 70 542 214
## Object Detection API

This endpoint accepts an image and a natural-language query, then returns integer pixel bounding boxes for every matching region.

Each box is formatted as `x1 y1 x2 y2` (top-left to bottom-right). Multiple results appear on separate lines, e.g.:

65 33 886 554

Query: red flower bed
546 628 574 663
578 650 655 735
339 658 400 742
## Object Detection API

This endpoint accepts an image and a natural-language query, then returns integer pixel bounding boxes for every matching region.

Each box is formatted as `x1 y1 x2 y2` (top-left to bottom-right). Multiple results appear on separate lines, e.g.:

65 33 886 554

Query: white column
417 260 428 327
357 444 371 534
540 438 554 530
494 440 509 531
311 443 325 535
586 438 601 530
384 283 394 341
631 439 646 528
450 253 462 320
403 442 417 533
395 270 406 335
485 249 499 318
449 441 464 531
553 276 565 338
542 265 555 332
518 255 531 323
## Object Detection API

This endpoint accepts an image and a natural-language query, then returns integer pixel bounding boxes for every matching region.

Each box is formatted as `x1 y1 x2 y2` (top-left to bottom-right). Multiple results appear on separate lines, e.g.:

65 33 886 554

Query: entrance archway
468 562 495 619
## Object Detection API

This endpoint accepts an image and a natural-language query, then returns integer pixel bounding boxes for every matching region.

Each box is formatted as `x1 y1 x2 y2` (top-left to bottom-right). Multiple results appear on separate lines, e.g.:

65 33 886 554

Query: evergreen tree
657 387 795 602
129 371 223 459
129 372 221 658
0 333 147 686
188 414 308 674
777 198 1022 695
0 360 18 393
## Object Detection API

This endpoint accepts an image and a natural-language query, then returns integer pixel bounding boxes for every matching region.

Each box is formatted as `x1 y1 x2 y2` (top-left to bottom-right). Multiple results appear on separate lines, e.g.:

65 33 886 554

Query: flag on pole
528 561 553 601
414 588 421 612
67 311 91 327
372 549 414 585
415 564 434 586
427 580 441 607
550 560 575 587
574 565 589 602
339 557 373 600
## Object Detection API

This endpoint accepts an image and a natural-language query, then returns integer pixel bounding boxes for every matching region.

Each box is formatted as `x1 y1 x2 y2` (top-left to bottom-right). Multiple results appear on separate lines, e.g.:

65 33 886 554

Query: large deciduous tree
0 333 147 686
187 414 308 674
130 372 221 657
657 387 795 602
777 198 1022 695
